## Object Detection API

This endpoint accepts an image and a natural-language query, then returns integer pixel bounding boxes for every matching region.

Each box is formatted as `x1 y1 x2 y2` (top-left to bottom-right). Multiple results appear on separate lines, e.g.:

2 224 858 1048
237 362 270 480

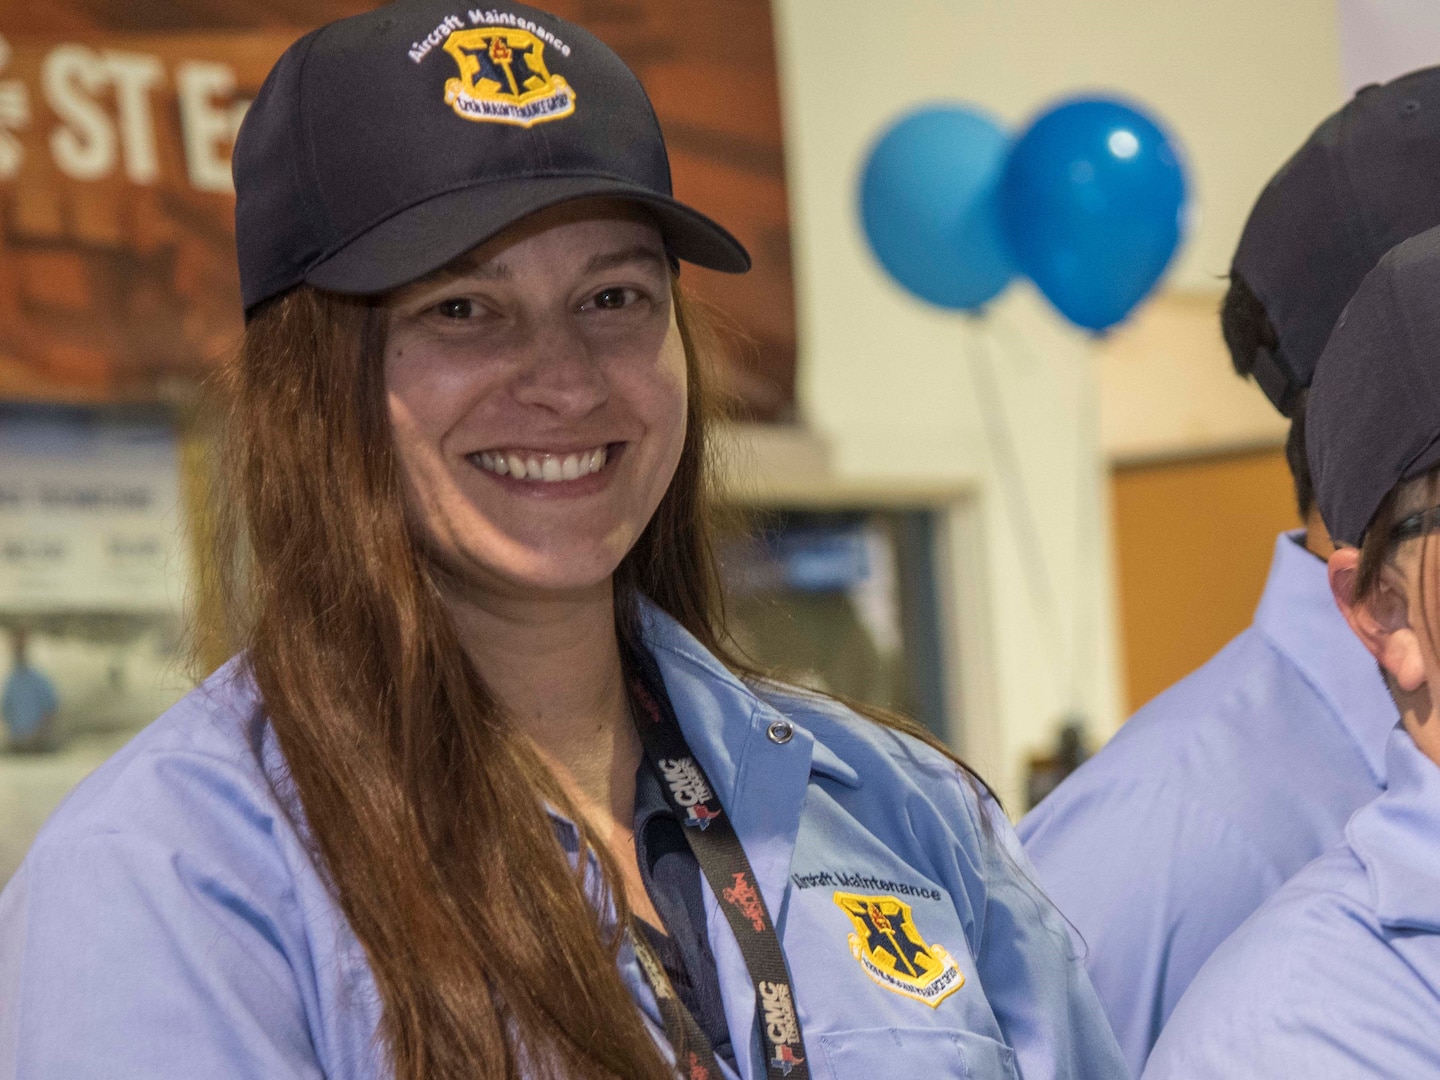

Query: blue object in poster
859 104 1015 311
1002 96 1187 332
775 528 871 592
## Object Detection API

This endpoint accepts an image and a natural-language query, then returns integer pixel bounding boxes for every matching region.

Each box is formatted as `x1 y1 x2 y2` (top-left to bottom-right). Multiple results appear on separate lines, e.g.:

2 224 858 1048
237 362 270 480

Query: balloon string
983 314 1097 722
963 320 1070 716
1002 316 1100 722
1069 339 1099 719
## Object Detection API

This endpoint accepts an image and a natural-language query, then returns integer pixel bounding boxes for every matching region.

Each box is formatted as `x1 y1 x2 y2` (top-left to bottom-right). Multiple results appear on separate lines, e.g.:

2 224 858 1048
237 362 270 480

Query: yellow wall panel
1112 448 1300 714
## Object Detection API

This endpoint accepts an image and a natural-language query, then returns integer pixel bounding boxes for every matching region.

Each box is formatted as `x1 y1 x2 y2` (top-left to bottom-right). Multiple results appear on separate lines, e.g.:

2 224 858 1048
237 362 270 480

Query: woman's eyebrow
582 244 669 275
397 242 670 302
436 243 666 283
447 253 512 280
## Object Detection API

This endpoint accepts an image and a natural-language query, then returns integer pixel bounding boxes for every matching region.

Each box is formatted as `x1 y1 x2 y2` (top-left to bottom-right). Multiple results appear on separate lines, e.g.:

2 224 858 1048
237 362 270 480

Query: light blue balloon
859 105 1015 311
1002 96 1188 332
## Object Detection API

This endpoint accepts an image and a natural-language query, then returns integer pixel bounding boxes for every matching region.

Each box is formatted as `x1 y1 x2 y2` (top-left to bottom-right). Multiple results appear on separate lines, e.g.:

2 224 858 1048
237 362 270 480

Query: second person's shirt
1018 531 1397 1075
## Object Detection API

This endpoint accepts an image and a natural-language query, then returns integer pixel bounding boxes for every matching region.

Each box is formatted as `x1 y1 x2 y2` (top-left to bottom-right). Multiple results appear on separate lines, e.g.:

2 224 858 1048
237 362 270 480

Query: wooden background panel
0 32 291 398
1111 447 1300 713
0 0 795 416
0 0 374 32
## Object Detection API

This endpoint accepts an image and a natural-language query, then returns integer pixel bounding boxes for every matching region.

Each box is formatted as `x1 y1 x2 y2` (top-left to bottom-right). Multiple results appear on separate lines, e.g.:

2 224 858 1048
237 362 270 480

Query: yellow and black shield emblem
833 892 964 1007
442 27 576 127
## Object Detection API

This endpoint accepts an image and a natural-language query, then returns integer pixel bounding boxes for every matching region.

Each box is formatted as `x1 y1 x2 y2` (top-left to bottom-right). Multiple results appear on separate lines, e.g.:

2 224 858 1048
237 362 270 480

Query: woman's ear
1330 547 1428 693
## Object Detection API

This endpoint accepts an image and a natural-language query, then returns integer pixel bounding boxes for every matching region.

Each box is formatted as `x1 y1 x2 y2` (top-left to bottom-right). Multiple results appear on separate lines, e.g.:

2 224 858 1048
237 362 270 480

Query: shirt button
767 719 794 744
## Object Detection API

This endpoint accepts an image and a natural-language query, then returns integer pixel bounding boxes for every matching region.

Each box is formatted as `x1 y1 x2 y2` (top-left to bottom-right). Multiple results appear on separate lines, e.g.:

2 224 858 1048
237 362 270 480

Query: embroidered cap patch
833 892 964 1007
442 26 576 127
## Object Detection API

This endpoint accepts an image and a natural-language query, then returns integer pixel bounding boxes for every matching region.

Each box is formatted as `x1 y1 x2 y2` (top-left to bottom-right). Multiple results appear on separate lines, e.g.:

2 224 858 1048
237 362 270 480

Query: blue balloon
859 105 1015 311
1002 96 1187 331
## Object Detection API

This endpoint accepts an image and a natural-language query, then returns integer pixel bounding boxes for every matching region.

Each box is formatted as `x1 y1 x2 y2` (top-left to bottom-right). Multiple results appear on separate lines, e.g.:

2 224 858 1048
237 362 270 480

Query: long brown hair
212 280 977 1080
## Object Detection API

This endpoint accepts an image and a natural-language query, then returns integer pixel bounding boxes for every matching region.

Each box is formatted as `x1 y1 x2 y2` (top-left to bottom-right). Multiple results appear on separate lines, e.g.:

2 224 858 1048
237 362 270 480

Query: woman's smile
467 442 620 495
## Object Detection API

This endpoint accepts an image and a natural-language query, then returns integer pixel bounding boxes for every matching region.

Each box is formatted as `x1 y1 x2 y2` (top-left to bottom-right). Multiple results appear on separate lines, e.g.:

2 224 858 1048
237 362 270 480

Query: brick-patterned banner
0 1 795 417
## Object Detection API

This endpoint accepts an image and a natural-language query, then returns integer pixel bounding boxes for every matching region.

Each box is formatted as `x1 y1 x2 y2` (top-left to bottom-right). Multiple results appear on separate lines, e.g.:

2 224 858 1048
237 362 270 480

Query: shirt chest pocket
817 1026 1018 1080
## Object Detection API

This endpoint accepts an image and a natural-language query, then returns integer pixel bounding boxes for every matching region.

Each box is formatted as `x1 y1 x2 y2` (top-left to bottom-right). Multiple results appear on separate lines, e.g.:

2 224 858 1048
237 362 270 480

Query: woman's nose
510 322 609 416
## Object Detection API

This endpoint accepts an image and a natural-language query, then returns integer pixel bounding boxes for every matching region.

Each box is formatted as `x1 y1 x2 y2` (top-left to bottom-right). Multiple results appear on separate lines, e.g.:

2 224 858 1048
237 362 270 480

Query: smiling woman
0 4 1127 1080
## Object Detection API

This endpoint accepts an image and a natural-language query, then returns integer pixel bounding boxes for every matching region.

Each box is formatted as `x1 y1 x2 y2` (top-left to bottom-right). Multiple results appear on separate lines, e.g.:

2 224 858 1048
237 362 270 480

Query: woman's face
384 201 687 600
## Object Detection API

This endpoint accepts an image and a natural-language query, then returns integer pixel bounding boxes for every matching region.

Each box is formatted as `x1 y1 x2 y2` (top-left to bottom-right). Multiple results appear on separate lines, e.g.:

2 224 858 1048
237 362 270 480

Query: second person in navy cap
1018 68 1440 1075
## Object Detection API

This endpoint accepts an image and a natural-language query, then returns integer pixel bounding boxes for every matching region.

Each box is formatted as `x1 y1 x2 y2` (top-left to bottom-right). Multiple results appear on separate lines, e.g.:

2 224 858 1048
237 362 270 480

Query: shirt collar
1348 726 1440 931
541 601 852 852
1252 530 1398 784
636 597 860 923
635 597 862 793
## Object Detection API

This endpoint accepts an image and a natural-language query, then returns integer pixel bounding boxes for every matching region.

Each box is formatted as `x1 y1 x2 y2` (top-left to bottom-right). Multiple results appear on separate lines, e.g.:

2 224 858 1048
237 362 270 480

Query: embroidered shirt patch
832 891 964 1007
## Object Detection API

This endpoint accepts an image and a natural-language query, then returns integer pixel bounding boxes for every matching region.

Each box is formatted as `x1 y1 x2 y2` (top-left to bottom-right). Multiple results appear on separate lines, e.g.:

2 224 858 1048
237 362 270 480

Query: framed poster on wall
0 403 185 613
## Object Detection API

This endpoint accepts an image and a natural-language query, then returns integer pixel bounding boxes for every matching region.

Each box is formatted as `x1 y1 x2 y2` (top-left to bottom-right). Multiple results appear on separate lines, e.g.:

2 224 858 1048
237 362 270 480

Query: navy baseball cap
1308 225 1440 548
233 0 750 316
1232 66 1440 416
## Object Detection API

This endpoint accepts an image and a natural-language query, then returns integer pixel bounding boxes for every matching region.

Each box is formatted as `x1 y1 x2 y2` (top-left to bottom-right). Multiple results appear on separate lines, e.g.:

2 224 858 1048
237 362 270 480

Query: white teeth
474 446 610 483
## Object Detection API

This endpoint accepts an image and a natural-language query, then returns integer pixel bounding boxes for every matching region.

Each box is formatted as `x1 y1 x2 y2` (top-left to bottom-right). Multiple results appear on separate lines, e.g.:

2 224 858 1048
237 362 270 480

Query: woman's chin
434 541 628 601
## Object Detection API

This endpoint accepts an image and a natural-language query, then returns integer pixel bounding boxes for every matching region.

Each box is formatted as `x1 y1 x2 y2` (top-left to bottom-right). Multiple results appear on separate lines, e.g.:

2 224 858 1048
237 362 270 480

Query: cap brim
303 175 750 296
1343 431 1440 547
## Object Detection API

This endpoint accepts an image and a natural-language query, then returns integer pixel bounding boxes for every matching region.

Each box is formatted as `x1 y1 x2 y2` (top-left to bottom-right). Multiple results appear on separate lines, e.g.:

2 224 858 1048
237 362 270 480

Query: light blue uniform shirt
0 602 1126 1080
2 666 57 739
1142 725 1440 1079
1017 532 1397 1076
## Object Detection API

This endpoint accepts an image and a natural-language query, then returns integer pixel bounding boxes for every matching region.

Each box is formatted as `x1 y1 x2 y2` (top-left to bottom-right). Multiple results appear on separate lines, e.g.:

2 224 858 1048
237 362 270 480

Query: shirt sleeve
1142 873 1440 1080
0 828 327 1080
1018 778 1283 1077
968 792 1132 1080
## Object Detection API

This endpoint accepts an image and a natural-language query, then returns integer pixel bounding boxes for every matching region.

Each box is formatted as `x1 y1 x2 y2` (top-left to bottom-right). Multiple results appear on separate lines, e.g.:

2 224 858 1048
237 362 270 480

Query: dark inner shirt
632 758 737 1071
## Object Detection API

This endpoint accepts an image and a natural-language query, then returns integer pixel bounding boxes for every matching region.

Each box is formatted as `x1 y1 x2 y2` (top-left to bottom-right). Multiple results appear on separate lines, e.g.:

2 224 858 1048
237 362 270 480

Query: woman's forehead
1396 471 1440 516
422 200 666 286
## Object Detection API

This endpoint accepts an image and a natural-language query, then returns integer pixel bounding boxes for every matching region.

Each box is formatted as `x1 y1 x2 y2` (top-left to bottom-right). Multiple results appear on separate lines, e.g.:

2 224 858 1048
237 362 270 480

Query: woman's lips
467 444 613 484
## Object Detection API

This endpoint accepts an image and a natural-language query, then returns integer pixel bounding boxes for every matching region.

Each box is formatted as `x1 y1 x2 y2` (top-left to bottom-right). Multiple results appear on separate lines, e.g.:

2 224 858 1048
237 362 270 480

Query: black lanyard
625 645 810 1080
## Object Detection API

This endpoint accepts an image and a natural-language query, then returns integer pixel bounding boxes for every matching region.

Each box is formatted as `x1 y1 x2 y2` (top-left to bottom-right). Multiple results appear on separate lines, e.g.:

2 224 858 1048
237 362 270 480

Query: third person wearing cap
1143 222 1440 1079
1017 68 1440 1074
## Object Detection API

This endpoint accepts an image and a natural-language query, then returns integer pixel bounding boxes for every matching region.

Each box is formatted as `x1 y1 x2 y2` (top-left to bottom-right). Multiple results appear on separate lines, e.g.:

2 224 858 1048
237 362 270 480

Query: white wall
771 0 1343 808
1098 293 1289 466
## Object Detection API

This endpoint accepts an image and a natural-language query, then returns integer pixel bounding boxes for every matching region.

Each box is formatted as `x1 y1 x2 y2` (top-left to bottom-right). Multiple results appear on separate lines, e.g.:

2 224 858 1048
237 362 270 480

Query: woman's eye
588 287 638 311
435 298 474 319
